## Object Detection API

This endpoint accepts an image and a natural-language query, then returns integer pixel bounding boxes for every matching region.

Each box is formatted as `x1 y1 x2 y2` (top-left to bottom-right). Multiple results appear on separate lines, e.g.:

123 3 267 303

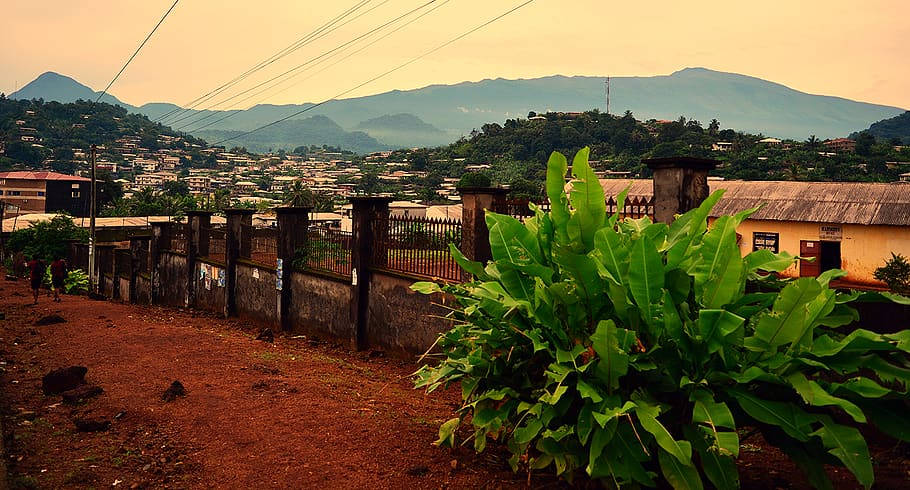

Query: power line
183 0 451 133
173 0 439 130
96 0 180 103
156 0 383 124
211 0 536 147
186 0 450 131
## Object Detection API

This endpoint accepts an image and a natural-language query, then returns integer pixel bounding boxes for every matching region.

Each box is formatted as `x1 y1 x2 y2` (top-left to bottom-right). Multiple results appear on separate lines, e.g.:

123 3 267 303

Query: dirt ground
0 276 908 489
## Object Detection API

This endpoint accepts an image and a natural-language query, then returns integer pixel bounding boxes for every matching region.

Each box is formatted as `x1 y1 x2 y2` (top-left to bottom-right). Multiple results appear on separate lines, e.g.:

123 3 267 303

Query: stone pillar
129 235 151 304
150 222 172 305
186 211 213 308
225 209 255 318
349 197 391 351
644 157 717 224
458 187 510 268
276 207 312 331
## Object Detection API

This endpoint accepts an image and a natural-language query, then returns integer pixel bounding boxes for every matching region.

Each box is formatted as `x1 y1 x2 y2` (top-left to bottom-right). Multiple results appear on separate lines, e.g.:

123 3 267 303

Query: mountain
355 113 445 147
9 71 136 110
13 68 907 149
852 111 910 143
191 115 388 154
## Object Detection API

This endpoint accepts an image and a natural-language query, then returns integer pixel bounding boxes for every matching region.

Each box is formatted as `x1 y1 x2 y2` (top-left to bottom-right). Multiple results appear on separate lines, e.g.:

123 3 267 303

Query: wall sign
820 225 842 241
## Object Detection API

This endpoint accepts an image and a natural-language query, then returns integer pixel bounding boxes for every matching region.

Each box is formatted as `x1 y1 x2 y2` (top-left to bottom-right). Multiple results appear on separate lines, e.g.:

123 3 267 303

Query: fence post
129 236 150 304
96 244 115 297
349 197 391 351
458 187 509 271
186 211 213 308
112 248 124 300
276 206 312 331
644 157 717 223
225 208 254 318
150 222 172 305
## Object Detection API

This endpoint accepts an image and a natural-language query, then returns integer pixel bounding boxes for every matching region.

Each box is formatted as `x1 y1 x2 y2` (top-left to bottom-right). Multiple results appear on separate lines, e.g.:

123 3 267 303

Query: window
752 232 779 253
72 191 81 198
9 191 21 196
72 183 80 189
37 191 45 197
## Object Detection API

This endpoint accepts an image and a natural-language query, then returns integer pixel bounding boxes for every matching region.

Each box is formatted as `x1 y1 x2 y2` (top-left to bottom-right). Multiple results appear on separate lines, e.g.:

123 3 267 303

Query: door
800 240 820 277
820 241 841 272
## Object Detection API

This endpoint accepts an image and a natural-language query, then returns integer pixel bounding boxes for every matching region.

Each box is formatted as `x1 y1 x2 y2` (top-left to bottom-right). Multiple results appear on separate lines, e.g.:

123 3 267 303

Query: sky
2 0 908 110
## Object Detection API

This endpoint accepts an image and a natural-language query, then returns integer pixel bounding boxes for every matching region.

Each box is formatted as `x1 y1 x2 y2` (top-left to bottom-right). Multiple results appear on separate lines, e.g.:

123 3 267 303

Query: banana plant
413 148 910 489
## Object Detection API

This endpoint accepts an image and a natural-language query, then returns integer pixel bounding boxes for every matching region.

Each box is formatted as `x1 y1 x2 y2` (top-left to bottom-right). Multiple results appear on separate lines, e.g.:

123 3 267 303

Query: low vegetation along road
0 277 525 489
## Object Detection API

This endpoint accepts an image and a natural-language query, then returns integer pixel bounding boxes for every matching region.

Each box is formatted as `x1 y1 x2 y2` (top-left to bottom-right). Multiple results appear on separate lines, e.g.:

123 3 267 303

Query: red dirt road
0 279 525 489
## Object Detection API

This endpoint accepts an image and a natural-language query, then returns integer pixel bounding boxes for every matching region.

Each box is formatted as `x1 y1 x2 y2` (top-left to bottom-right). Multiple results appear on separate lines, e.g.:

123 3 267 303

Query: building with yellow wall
600 179 910 288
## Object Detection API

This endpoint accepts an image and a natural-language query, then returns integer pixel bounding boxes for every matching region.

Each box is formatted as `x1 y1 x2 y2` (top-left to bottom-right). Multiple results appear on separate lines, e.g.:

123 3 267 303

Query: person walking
25 256 46 305
50 256 68 302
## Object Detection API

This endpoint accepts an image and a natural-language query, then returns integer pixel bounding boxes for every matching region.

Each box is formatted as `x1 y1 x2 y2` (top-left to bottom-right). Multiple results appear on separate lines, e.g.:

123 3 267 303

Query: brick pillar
129 236 150 304
349 197 391 351
150 222 172 305
186 211 213 308
644 157 717 224
458 187 509 269
276 207 312 331
225 209 254 318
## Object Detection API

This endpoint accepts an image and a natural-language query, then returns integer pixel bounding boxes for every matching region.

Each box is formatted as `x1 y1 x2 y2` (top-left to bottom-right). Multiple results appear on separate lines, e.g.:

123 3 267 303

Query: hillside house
0 171 90 217
600 179 910 288
824 138 856 153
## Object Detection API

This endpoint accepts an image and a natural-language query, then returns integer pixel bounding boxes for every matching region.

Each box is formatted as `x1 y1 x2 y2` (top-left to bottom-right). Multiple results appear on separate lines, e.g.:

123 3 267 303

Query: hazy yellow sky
2 0 908 109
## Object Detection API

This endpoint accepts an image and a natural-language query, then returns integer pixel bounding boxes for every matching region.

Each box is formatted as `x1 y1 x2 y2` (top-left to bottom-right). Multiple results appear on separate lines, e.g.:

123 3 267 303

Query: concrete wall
288 270 352 341
236 261 277 325
194 259 227 315
730 219 910 287
367 271 454 355
158 252 188 308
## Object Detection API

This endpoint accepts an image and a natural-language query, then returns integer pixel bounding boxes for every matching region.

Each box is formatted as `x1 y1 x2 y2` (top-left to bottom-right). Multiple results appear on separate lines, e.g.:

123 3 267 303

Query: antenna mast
605 77 611 115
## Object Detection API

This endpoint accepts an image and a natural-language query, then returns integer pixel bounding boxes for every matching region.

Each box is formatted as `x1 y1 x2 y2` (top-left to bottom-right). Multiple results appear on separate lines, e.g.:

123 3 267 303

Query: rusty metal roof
599 179 910 226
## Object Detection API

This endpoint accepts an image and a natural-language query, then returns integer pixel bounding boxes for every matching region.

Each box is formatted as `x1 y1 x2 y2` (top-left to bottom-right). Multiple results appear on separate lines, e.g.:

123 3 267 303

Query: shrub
413 148 910 489
457 171 492 189
874 253 910 295
6 215 87 263
64 269 89 294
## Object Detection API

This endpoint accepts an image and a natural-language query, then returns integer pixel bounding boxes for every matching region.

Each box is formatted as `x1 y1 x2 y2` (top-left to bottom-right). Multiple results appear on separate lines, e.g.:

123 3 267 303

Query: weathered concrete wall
367 271 454 355
135 274 151 304
288 270 352 340
236 261 277 326
194 259 227 315
158 252 188 308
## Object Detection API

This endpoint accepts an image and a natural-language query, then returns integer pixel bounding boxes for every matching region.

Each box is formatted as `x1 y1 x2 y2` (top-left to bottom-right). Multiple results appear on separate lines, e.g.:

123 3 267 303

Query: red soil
0 277 907 489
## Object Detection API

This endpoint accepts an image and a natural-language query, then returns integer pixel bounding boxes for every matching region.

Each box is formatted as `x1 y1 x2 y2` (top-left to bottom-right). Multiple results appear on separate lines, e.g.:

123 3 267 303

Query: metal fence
246 225 278 268
372 215 462 282
301 226 353 277
202 225 226 263
506 198 549 219
609 195 654 219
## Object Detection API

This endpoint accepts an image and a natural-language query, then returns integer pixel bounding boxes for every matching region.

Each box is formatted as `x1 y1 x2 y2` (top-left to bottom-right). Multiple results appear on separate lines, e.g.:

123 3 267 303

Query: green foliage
874 253 910 295
413 148 910 489
64 269 89 294
6 215 87 262
457 171 493 189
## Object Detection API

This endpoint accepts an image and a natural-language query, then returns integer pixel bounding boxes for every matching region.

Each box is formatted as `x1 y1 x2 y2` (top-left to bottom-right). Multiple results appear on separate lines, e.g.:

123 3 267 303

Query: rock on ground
41 366 87 395
61 384 104 404
162 380 186 402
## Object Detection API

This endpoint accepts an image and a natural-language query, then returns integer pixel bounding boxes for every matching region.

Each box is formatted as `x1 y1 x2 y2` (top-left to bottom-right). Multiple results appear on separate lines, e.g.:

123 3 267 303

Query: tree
874 253 910 295
7 215 88 262
855 132 876 156
708 119 720 135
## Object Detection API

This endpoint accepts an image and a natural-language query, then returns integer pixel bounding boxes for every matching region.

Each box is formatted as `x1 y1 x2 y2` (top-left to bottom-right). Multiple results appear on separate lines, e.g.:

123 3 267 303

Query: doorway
820 241 841 272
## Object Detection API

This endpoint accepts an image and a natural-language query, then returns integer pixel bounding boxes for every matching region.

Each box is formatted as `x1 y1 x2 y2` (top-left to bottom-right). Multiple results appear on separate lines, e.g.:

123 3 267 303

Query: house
186 176 212 194
234 181 259 195
900 172 910 182
0 171 91 217
599 179 910 288
758 137 783 146
824 138 856 153
712 142 734 152
389 201 427 218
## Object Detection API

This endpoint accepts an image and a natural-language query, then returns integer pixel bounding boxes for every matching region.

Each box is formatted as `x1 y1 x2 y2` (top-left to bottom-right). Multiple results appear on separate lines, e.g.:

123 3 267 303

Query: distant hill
13 68 907 148
852 111 910 143
356 113 444 147
192 115 388 154
9 71 136 111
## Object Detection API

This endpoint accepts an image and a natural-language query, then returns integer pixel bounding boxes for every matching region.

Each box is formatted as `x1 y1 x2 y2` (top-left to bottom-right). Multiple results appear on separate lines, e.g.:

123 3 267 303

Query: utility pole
88 144 97 292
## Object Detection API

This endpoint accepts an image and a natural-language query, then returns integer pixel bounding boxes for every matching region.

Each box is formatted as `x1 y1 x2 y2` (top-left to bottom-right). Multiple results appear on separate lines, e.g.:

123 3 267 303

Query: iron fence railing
372 215 462 282
507 196 653 221
245 225 278 268
300 226 353 277
164 224 188 254
202 225 226 263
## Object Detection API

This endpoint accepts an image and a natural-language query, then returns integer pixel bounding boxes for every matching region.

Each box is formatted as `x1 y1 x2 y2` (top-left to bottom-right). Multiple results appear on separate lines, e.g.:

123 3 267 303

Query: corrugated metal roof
599 179 910 226
0 171 90 182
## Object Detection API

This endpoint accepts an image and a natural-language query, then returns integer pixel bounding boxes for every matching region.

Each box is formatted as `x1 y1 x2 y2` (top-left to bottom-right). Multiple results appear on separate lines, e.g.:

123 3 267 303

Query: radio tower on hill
605 77 611 116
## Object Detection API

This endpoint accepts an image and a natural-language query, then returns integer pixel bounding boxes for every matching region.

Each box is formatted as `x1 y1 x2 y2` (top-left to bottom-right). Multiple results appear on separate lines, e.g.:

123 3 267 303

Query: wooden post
349 197 391 351
275 206 311 332
644 157 717 223
225 208 254 318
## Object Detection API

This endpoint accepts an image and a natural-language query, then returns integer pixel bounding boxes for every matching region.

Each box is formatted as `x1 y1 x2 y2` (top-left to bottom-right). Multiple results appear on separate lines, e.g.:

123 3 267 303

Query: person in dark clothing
50 257 67 302
26 257 46 305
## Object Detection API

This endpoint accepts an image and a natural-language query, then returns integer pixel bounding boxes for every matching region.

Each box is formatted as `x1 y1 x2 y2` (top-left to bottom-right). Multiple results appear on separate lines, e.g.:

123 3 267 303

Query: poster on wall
276 258 283 290
217 268 225 288
820 225 842 241
204 264 213 290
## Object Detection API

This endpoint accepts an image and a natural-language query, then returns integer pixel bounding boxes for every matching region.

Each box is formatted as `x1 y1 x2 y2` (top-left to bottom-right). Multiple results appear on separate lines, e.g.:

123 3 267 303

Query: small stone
162 380 186 402
42 366 87 394
449 459 458 470
142 464 151 472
